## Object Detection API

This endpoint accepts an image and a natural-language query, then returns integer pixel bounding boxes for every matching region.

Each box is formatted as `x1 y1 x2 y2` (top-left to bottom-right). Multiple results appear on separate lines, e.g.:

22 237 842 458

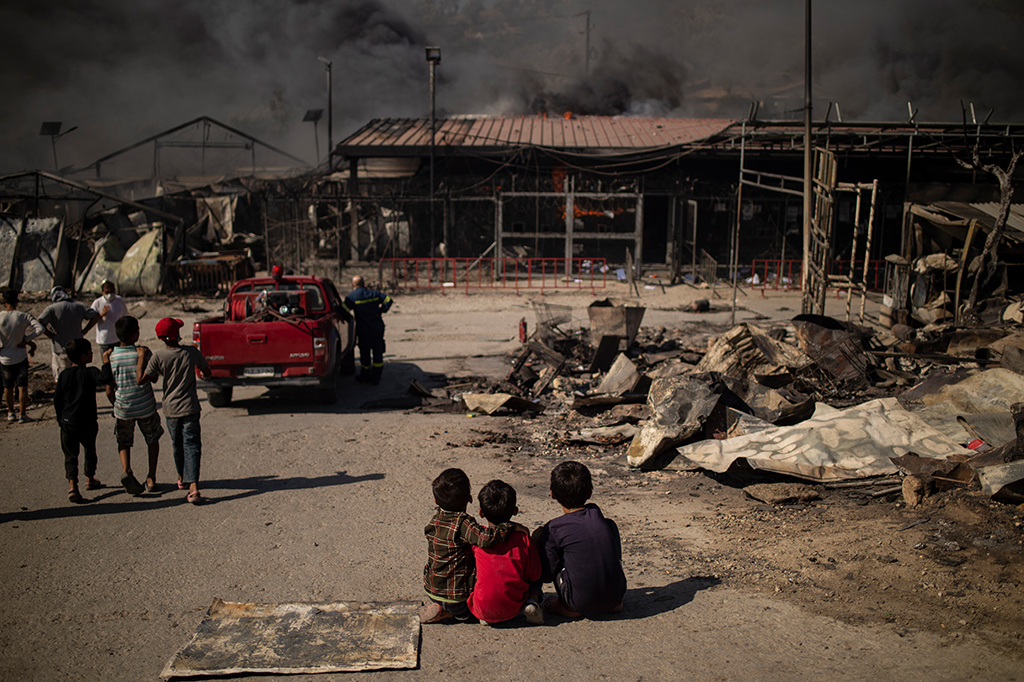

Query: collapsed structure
440 299 1024 504
1 114 1022 323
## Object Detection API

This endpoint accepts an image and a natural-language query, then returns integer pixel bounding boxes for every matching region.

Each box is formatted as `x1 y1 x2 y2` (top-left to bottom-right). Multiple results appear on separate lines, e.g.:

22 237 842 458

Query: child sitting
534 461 626 618
467 479 544 626
420 468 518 624
54 338 112 503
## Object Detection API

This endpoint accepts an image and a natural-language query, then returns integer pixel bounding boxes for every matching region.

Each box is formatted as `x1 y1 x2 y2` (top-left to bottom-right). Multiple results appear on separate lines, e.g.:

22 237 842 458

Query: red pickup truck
193 274 355 406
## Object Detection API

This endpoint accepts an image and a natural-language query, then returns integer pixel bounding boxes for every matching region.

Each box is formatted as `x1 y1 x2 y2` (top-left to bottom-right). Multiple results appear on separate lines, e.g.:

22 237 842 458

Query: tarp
668 398 972 481
162 599 420 678
117 229 162 295
0 216 66 291
908 368 1024 413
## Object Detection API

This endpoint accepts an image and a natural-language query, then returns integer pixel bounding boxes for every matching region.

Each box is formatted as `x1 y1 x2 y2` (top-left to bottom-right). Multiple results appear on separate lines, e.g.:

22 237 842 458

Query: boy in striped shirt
104 316 162 495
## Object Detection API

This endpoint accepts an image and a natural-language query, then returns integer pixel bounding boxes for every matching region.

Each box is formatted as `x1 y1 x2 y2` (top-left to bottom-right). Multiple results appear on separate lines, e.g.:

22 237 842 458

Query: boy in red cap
138 317 211 504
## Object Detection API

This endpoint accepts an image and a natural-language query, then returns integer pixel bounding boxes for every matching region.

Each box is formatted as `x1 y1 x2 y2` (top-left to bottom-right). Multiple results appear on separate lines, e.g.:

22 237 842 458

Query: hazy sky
2 0 1021 175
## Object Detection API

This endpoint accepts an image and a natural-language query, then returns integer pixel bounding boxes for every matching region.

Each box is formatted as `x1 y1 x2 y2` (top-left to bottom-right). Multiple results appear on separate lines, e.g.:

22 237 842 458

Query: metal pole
689 199 698 281
846 188 862 322
802 0 813 297
430 59 437 256
318 57 333 170
313 122 320 166
584 10 591 79
326 63 333 169
859 179 878 324
732 121 746 326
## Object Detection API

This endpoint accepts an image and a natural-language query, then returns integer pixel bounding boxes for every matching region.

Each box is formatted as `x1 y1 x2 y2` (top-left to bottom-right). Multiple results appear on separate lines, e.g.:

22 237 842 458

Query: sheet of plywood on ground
161 599 419 678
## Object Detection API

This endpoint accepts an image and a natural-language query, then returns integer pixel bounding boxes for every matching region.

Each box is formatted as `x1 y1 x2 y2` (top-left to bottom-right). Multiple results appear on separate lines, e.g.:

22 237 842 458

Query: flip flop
68 490 84 504
187 491 203 505
177 479 187 490
121 473 144 496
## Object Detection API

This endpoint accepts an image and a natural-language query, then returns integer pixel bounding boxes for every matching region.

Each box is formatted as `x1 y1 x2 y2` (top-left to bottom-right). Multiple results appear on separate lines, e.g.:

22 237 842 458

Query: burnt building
324 114 1023 292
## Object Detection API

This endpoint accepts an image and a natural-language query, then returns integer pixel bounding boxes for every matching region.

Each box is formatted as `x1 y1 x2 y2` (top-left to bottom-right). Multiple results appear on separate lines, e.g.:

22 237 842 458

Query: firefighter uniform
344 284 393 384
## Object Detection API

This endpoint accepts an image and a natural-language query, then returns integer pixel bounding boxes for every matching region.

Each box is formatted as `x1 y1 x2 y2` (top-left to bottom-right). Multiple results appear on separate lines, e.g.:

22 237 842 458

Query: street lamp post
303 109 323 166
317 57 333 170
426 46 441 255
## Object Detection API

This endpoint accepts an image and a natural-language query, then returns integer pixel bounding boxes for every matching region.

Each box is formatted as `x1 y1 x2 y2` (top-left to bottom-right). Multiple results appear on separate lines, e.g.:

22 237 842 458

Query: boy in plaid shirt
420 468 519 624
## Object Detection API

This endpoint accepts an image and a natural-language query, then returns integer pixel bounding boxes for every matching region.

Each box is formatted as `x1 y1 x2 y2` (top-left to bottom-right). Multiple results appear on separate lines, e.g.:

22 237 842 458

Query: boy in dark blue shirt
54 338 112 503
533 461 626 617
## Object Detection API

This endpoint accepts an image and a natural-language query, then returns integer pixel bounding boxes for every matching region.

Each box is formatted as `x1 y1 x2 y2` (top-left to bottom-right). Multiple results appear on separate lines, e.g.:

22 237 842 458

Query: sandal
145 480 160 493
418 602 453 624
85 479 103 490
121 473 144 496
68 489 84 504
187 491 203 505
177 479 187 490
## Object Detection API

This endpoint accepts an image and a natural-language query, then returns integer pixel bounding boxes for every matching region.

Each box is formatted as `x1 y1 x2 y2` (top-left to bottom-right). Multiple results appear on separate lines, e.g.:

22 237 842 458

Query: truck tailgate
201 321 315 370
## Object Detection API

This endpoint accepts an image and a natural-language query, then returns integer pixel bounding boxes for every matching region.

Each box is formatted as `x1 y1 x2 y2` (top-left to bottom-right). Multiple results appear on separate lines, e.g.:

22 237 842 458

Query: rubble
462 393 543 415
453 294 1024 506
743 483 821 505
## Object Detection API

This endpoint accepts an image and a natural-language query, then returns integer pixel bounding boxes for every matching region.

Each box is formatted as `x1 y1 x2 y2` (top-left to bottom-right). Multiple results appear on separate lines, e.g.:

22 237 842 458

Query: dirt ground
1 276 1022 681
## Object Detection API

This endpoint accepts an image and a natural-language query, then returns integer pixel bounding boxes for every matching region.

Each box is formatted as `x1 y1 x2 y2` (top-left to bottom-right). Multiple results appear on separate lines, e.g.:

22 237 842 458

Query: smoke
1 0 1022 175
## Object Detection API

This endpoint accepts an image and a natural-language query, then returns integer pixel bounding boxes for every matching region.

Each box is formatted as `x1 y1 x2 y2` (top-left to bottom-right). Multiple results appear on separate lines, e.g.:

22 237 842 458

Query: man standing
0 290 45 423
90 280 128 354
38 286 100 382
344 275 393 384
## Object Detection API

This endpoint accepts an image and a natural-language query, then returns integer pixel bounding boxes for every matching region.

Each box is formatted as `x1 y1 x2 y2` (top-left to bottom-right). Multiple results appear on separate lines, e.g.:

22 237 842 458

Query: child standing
467 479 544 626
106 315 162 496
138 318 210 505
54 338 111 503
533 461 626 618
421 468 518 624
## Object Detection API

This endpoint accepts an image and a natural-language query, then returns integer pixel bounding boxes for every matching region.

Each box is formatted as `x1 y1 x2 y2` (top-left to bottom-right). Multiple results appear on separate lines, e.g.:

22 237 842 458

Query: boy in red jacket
468 479 544 626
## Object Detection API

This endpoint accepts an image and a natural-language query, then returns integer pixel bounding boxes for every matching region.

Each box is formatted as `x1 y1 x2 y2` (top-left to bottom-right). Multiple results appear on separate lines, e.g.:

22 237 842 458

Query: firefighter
344 276 393 384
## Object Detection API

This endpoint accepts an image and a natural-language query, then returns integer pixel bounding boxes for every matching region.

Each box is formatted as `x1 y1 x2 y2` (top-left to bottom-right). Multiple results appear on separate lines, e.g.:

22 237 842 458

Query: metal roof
337 116 738 157
909 201 1024 245
932 201 1024 240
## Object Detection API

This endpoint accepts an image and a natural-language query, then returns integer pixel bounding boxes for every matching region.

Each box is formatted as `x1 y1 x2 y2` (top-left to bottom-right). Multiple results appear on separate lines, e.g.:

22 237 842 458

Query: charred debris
406 297 1024 509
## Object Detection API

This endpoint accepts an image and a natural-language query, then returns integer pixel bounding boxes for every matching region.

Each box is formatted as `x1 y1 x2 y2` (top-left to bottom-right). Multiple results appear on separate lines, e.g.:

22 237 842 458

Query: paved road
1 288 1019 681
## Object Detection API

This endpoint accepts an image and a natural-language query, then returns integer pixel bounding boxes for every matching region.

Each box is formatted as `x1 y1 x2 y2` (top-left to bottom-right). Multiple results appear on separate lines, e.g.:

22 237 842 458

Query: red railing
748 259 885 292
379 257 608 294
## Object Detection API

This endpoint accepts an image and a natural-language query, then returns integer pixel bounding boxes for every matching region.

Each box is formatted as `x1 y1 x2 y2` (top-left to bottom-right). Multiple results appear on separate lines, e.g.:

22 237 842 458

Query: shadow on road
217 362 450 416
0 470 384 524
616 577 721 619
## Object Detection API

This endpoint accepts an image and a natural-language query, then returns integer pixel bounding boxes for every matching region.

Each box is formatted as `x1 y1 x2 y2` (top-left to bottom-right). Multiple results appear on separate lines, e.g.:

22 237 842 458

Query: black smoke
2 0 1022 175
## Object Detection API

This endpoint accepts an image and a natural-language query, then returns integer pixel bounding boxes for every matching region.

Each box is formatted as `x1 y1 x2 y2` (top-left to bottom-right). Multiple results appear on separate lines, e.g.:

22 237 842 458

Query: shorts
1 360 29 388
115 412 164 448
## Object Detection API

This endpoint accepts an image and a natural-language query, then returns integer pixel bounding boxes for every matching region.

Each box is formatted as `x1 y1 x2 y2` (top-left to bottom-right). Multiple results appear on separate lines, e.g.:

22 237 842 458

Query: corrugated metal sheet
931 201 1024 241
338 116 737 154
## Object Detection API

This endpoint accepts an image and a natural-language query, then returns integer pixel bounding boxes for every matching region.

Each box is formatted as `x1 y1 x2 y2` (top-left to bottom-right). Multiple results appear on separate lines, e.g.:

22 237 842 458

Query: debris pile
440 298 1024 506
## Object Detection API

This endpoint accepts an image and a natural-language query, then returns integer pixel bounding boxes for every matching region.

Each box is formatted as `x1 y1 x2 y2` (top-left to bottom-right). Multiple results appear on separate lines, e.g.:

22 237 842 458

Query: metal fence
379 257 608 294
749 259 884 292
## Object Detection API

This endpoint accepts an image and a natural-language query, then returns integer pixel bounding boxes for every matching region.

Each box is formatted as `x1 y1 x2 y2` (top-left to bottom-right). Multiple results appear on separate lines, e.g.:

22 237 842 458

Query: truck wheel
207 387 233 408
318 371 339 405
